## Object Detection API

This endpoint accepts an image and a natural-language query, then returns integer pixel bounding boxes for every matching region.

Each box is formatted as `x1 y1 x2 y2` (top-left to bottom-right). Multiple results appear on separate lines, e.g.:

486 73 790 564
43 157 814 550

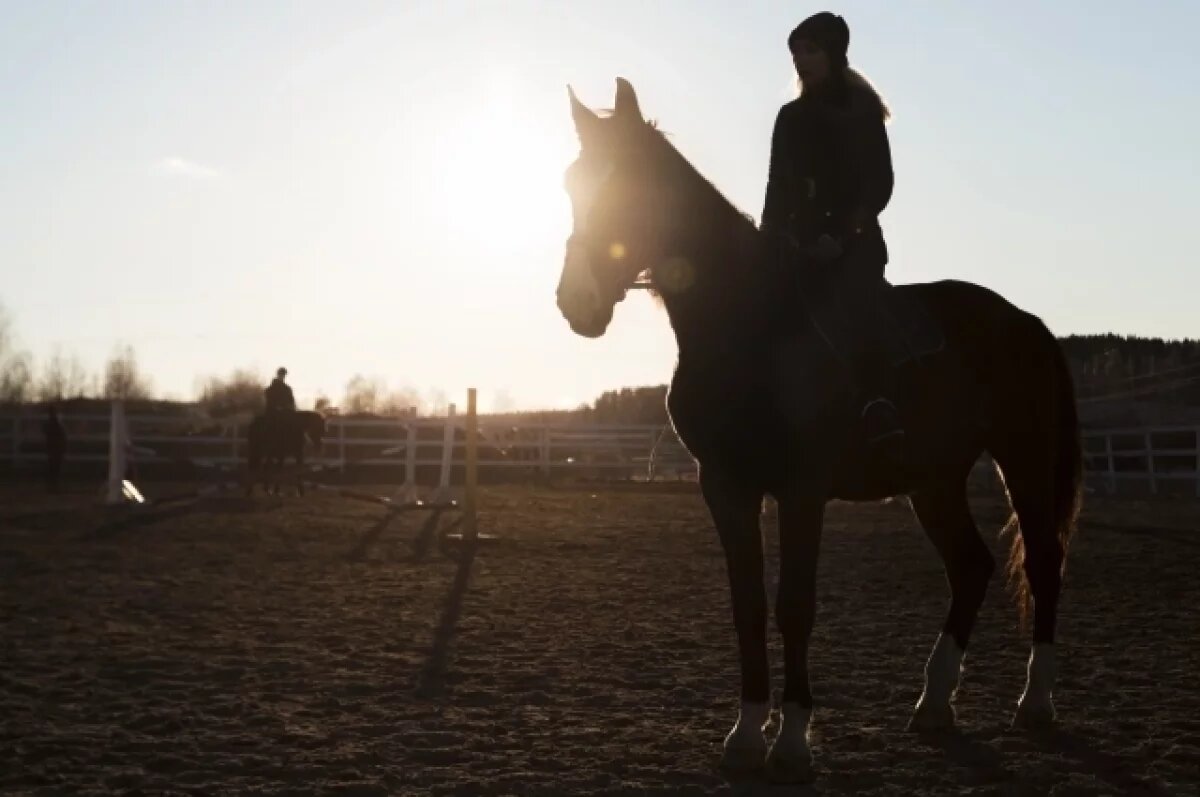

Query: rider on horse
264 367 296 437
761 11 902 454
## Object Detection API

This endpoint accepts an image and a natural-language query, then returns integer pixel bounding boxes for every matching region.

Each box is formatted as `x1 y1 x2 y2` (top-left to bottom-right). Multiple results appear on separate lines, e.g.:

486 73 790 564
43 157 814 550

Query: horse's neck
660 218 772 360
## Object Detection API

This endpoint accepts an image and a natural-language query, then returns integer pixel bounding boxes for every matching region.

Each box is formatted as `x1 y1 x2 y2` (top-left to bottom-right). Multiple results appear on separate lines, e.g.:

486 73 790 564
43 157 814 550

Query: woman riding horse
762 12 902 455
556 70 1081 783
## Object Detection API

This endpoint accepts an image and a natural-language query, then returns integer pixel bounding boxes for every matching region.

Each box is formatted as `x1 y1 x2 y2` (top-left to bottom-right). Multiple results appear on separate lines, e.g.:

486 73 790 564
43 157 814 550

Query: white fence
0 411 698 482
1081 426 1200 496
3 411 1198 494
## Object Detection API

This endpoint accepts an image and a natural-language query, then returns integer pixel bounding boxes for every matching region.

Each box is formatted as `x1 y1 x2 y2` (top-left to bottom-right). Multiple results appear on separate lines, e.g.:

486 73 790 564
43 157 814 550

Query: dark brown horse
555 79 1082 782
246 410 325 495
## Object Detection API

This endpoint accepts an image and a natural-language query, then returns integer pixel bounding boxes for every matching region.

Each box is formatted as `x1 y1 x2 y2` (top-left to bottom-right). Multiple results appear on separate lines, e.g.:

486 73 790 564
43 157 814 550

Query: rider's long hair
795 66 892 123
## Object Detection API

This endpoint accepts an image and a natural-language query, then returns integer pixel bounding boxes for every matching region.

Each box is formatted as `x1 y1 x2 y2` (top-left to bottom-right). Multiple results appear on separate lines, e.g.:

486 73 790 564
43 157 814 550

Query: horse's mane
630 122 763 301
645 124 758 231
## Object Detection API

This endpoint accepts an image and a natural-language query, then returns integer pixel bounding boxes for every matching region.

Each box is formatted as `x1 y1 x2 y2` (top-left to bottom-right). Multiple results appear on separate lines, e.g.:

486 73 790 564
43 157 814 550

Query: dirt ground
1 480 1197 795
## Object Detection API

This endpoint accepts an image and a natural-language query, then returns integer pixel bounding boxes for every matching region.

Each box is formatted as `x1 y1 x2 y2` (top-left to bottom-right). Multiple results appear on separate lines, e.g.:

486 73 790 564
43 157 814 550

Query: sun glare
432 73 572 257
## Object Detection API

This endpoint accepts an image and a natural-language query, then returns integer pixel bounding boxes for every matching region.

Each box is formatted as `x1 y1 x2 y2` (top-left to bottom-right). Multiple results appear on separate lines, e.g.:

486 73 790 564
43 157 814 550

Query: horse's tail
992 315 1083 630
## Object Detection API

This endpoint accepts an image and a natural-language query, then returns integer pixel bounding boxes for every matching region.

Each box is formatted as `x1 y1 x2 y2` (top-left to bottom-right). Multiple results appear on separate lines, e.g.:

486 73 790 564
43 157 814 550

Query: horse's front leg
768 489 825 783
700 468 769 772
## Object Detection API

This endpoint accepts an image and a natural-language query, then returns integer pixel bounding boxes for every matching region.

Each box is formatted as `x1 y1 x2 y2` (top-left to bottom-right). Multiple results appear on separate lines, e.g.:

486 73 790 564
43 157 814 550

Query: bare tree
197 368 263 417
425 388 449 416
37 348 91 401
378 385 423 417
103 344 153 400
0 303 34 404
0 351 33 404
343 374 384 415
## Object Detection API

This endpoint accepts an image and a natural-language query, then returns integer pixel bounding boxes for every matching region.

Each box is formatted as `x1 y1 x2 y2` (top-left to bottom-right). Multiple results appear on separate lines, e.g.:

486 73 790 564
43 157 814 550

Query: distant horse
554 79 1082 782
246 410 326 495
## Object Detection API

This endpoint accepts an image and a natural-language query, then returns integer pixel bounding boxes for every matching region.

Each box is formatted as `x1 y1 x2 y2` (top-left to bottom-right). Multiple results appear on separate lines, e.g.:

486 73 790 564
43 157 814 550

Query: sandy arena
1 481 1197 795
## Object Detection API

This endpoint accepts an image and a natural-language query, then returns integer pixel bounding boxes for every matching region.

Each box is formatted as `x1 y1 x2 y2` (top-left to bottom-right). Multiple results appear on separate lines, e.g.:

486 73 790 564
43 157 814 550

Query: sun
431 73 573 257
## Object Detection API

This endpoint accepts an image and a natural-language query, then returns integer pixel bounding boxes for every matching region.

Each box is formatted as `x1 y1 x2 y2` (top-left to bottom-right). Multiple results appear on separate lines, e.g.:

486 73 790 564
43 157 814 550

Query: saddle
877 281 945 366
806 280 945 369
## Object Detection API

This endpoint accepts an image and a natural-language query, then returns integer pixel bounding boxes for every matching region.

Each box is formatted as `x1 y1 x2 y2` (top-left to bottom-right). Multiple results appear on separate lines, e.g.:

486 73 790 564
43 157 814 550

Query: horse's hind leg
907 482 995 731
997 460 1065 729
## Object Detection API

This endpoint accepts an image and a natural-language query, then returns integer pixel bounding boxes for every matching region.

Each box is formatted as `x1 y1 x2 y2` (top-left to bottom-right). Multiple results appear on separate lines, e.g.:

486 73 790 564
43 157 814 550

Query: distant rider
264 367 296 437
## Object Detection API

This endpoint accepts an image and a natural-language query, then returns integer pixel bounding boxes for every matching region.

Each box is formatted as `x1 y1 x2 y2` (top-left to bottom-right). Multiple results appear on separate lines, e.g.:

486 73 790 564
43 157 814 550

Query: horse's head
557 78 681 338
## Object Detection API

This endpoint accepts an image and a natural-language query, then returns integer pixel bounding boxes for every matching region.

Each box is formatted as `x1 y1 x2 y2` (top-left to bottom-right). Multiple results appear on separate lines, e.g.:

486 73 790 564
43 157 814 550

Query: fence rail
0 412 698 481
3 412 1198 493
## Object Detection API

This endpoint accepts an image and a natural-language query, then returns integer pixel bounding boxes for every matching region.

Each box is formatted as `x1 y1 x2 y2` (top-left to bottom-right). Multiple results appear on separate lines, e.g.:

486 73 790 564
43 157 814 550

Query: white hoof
720 701 769 772
908 696 957 731
1013 643 1057 730
909 633 964 731
765 702 814 784
1012 696 1060 729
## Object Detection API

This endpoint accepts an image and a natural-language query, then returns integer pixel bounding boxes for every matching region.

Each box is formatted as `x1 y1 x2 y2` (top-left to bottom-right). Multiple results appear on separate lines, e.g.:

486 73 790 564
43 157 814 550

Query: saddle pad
879 283 945 366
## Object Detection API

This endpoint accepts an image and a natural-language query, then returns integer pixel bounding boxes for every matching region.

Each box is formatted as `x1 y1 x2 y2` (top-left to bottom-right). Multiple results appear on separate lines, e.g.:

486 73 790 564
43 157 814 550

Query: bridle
566 231 655 295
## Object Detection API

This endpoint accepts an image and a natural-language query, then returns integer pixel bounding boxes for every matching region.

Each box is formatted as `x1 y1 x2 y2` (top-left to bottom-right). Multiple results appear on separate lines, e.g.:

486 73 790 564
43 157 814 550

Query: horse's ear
613 77 643 123
568 84 602 144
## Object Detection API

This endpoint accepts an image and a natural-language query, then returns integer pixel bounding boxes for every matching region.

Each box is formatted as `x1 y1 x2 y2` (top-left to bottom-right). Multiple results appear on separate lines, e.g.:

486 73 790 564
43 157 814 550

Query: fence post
1145 431 1157 496
1104 433 1115 496
338 420 346 475
538 426 551 479
11 415 20 467
403 422 417 502
647 428 660 482
231 422 239 465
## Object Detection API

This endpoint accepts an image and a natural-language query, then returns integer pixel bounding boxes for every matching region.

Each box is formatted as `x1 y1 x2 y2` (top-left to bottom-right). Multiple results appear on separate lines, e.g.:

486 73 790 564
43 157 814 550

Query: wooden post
465 388 478 542
538 426 551 479
402 421 417 504
438 403 456 498
338 419 346 475
647 428 659 482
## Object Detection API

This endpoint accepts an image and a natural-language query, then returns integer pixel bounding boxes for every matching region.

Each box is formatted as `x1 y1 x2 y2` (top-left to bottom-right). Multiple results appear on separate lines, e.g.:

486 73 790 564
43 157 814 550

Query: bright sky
3 1 1198 411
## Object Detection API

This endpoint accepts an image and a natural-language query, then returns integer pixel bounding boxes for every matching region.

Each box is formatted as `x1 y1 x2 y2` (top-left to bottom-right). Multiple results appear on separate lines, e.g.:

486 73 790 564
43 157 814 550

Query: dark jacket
264 379 296 413
761 70 893 264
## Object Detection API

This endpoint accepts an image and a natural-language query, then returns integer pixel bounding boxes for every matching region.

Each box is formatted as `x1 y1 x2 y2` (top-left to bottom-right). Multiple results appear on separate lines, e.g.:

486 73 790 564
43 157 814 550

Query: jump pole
444 387 492 544
464 388 478 542
105 400 146 506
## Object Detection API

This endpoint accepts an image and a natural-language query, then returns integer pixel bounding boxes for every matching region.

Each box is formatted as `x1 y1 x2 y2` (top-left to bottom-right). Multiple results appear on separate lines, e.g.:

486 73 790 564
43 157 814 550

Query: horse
554 79 1082 783
245 410 326 495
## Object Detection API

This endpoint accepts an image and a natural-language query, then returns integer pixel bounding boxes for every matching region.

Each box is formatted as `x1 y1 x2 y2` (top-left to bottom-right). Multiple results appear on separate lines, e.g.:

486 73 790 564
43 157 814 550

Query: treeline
6 296 1200 422
561 335 1200 426
0 303 444 418
1061 334 1200 404
0 307 152 403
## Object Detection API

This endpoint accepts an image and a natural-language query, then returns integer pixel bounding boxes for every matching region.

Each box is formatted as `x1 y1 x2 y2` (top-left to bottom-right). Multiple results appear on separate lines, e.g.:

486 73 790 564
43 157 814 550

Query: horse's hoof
720 710 768 772
907 697 957 732
719 737 767 773
765 741 814 784
719 701 770 773
765 704 814 784
1012 698 1056 730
